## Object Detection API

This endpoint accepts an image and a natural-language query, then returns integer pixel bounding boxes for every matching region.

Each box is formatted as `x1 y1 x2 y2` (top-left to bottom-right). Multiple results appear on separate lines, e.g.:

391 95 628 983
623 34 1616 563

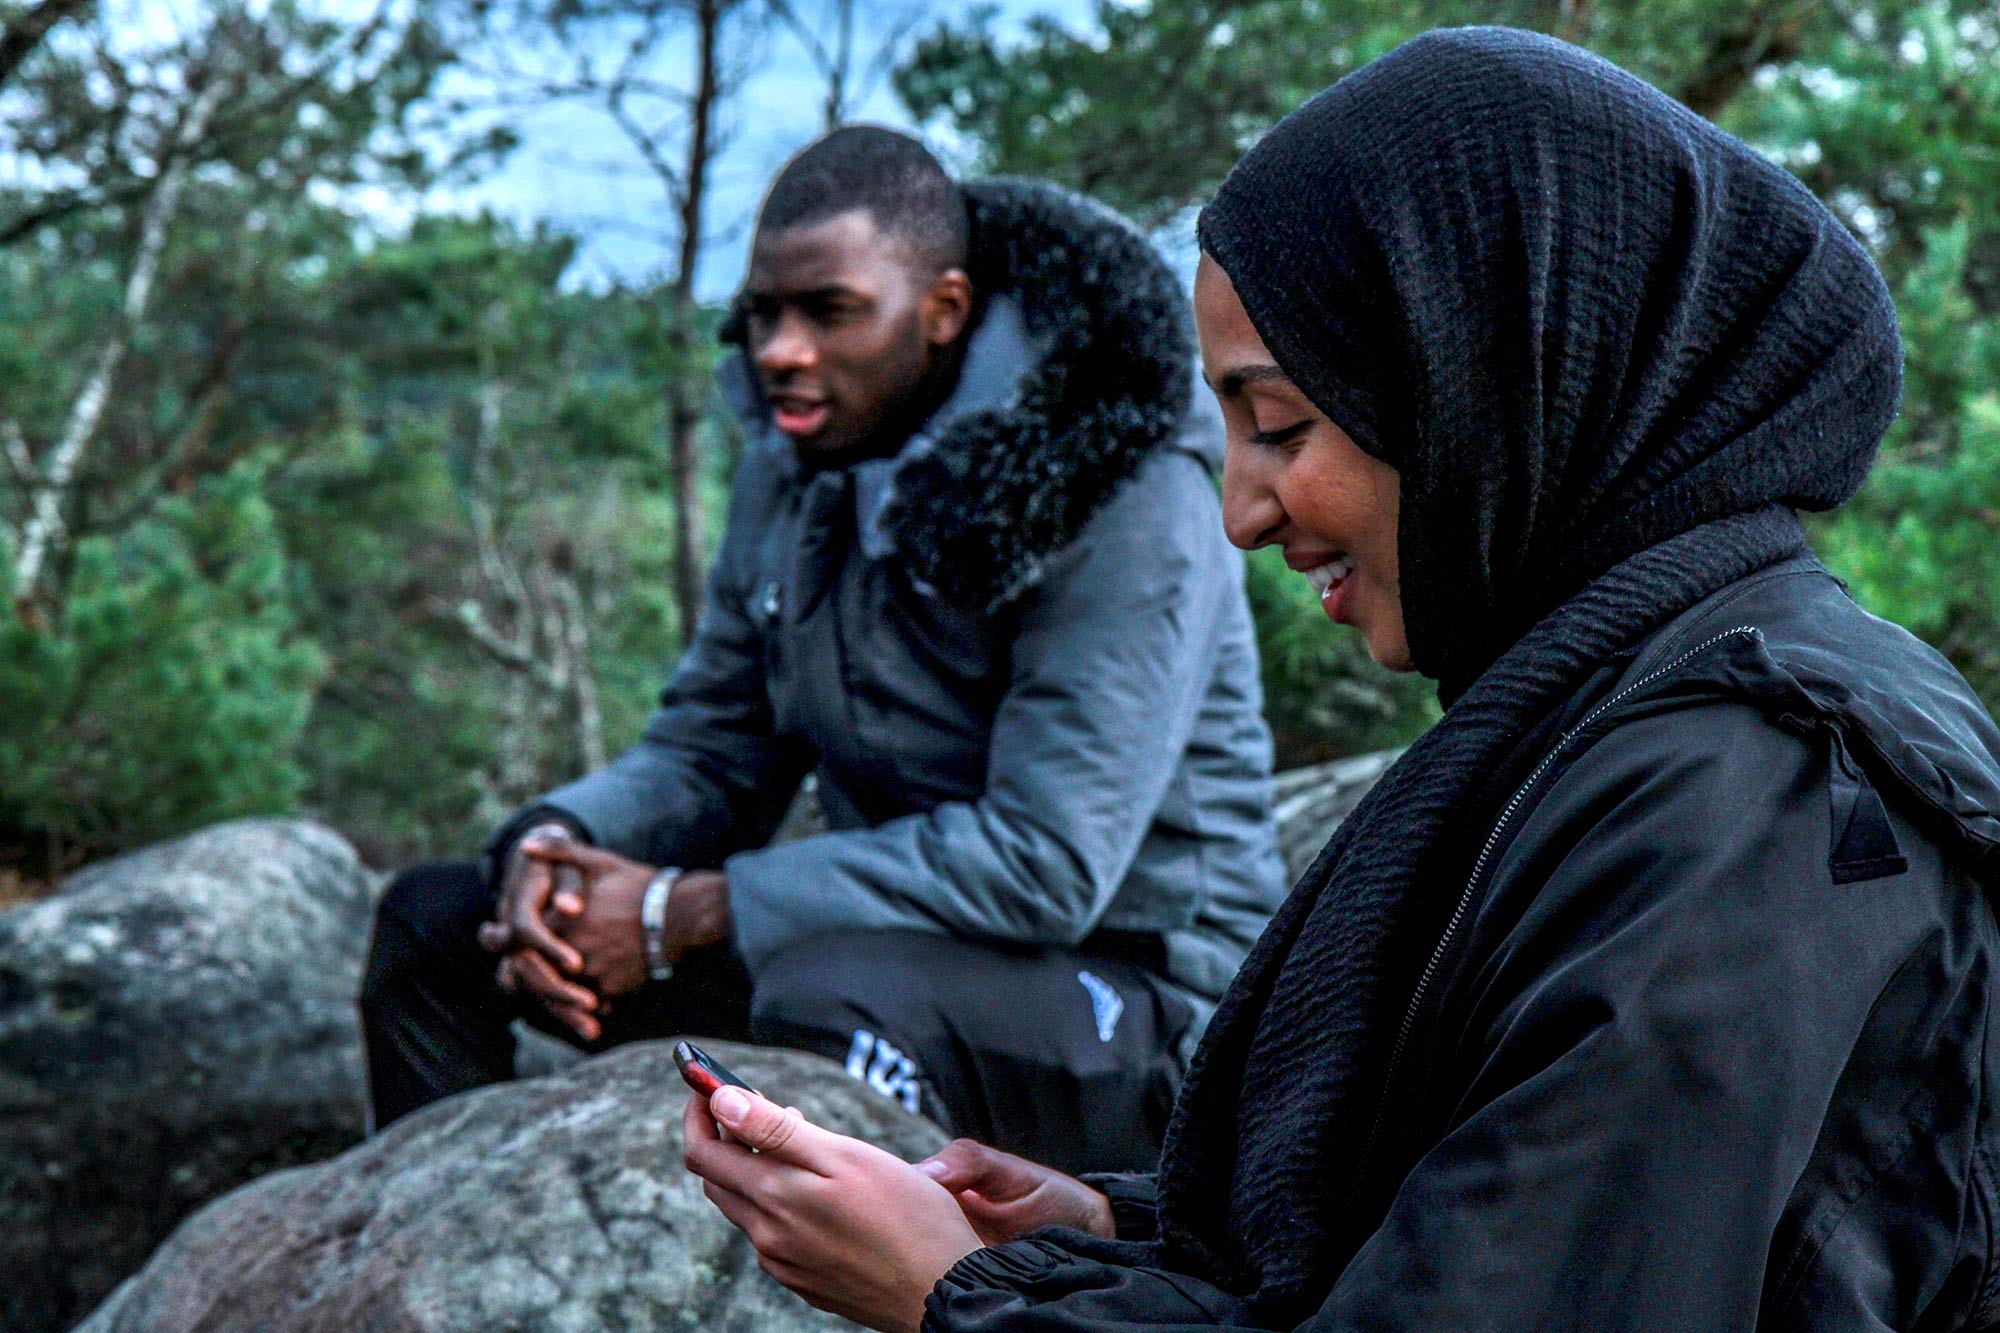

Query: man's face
741 209 970 459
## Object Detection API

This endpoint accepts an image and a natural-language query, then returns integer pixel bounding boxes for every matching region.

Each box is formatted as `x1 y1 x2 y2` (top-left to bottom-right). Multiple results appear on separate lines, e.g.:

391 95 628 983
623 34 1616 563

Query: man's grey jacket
519 179 1285 1018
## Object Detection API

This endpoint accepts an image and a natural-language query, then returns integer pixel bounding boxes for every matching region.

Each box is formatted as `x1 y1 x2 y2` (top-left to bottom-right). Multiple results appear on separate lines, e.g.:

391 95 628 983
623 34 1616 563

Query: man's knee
748 930 945 1114
748 930 942 1037
361 861 492 1011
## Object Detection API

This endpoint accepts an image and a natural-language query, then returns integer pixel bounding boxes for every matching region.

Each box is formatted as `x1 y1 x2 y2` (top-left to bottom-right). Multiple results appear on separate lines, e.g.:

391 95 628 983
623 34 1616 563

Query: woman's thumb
917 1139 993 1191
710 1087 806 1158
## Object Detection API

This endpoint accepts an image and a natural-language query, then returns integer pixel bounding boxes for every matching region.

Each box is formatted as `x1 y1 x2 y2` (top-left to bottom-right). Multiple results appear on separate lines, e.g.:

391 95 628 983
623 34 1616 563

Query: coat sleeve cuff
720 844 790 968
1077 1171 1160 1243
479 804 592 893
923 1239 1069 1329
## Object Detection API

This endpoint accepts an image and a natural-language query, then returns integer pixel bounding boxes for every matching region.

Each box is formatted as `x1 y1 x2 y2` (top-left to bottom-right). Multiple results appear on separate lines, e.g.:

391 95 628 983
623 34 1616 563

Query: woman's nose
1220 445 1283 550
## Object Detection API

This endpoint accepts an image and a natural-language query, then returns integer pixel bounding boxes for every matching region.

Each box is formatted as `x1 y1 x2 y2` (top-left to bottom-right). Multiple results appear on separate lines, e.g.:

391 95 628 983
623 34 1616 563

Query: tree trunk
664 0 724 638
12 74 227 604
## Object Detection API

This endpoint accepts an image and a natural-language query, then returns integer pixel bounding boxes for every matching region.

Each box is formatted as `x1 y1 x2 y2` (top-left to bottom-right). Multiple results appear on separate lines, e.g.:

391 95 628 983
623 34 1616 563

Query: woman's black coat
924 559 2000 1329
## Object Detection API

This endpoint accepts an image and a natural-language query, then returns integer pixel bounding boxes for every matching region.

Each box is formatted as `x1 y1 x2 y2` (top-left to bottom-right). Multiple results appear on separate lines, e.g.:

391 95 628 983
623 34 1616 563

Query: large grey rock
1272 751 1398 882
0 818 378 1333
79 1040 948 1333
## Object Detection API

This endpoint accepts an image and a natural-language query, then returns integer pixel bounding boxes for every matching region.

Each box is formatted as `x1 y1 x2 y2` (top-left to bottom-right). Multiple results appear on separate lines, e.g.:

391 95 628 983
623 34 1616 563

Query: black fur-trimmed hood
723 178 1201 612
884 178 1198 609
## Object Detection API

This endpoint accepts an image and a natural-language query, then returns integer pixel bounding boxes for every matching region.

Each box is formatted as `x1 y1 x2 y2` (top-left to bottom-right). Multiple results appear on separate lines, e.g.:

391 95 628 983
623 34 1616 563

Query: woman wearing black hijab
682 27 2000 1331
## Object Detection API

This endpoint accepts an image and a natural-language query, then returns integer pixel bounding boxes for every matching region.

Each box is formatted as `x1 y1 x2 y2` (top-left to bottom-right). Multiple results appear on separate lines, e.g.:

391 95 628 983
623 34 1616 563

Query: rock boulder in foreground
78 1040 946 1332
0 818 377 1332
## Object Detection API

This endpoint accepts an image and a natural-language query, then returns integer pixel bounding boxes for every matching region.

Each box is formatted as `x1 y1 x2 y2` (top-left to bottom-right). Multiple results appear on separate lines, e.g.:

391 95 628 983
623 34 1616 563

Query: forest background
2 0 1996 893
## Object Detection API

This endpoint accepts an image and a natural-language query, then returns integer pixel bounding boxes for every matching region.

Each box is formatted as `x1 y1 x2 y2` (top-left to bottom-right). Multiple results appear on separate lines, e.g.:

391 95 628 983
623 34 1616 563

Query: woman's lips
1301 554 1357 622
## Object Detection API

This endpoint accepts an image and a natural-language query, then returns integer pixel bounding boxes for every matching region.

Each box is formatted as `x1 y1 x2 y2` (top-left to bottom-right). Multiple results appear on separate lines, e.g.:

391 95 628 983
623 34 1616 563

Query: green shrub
0 463 324 873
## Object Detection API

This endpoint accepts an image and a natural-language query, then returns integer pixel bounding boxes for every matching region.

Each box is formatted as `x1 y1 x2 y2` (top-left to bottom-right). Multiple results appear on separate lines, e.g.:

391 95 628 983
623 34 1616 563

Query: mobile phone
675 1040 754 1098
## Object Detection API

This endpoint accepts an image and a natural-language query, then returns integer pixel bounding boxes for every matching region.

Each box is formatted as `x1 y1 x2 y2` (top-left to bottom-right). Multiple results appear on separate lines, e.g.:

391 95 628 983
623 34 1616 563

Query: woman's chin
1357 620 1415 674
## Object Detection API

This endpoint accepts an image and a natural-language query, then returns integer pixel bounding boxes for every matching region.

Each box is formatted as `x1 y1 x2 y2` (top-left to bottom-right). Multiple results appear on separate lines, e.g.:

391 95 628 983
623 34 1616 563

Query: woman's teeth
1305 555 1355 599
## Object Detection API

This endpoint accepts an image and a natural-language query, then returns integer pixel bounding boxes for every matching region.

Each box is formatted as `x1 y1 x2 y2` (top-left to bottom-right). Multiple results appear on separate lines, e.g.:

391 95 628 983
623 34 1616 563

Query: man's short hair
757 125 969 275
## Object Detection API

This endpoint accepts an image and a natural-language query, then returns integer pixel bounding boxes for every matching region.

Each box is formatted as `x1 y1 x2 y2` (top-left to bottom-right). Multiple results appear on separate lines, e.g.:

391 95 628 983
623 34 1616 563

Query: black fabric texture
746 926 1193 1175
923 562 2000 1329
1156 26 1905 1325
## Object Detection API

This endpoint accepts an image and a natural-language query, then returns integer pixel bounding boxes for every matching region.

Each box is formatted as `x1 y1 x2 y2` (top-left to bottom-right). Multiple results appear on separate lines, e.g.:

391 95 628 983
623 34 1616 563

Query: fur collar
882 178 1197 610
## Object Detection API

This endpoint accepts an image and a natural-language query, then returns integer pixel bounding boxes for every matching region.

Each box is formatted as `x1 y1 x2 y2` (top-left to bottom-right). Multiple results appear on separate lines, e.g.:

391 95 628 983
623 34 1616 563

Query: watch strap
641 866 682 983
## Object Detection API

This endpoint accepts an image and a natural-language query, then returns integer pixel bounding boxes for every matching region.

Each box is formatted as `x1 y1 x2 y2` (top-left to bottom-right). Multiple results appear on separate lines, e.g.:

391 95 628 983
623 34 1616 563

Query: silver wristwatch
641 866 682 983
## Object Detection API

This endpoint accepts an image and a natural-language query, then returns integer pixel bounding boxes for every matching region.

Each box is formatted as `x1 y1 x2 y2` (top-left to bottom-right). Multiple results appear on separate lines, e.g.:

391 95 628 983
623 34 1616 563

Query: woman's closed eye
1250 419 1313 449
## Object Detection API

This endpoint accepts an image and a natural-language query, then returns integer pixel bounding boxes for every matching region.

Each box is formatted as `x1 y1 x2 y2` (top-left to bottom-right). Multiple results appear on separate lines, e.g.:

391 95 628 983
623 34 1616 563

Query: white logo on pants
844 1029 922 1114
1077 970 1124 1044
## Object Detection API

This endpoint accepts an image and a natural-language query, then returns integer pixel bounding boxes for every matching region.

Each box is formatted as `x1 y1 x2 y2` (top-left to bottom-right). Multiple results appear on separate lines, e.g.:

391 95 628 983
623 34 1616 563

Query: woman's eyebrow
1209 363 1292 398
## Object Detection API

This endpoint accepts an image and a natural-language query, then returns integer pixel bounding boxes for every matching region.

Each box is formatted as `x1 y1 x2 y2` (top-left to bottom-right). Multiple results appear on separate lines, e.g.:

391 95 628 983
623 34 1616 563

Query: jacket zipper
1349 624 1764 1192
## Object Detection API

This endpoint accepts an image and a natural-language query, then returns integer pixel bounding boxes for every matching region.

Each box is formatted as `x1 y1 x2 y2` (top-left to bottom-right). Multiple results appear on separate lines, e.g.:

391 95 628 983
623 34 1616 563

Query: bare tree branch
1 419 35 523
549 568 605 769
0 179 148 248
769 0 925 129
430 595 561 686
1 1 398 248
0 0 94 91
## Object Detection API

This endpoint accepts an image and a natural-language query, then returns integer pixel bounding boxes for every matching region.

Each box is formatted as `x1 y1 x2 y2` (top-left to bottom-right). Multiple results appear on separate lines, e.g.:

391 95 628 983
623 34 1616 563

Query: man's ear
921 268 974 348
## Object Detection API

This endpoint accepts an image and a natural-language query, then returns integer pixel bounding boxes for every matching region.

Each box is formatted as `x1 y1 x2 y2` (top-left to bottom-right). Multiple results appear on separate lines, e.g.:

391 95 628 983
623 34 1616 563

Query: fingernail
918 1159 949 1180
711 1087 749 1122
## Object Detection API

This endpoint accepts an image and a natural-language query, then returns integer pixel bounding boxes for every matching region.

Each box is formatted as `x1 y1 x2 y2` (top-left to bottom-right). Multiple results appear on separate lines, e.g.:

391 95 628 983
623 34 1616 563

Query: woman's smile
1197 254 1411 671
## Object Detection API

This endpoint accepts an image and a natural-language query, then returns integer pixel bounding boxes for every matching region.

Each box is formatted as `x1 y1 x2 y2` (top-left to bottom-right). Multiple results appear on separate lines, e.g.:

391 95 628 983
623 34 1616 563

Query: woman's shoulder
1518 558 2000 888
1467 558 2000 1001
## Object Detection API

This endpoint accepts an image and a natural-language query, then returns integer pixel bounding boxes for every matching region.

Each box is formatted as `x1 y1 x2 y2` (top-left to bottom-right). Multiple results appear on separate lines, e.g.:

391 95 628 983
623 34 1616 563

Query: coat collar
720 294 1035 573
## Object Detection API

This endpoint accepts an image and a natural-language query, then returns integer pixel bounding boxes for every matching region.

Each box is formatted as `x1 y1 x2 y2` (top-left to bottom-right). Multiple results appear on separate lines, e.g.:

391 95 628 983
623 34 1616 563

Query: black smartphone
675 1039 754 1098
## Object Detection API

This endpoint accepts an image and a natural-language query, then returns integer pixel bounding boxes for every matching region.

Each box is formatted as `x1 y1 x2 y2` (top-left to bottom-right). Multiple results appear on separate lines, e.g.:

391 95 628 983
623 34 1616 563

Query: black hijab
1198 25 1898 700
1152 26 1902 1323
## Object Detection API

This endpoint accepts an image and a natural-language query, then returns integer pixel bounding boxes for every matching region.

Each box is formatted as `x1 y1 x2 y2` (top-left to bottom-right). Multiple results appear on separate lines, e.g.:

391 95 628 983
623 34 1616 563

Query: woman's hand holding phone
680 1080 982 1333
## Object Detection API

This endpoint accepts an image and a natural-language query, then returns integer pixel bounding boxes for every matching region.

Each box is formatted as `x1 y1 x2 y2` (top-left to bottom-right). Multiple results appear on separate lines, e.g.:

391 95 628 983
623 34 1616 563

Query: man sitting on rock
358 126 1284 1173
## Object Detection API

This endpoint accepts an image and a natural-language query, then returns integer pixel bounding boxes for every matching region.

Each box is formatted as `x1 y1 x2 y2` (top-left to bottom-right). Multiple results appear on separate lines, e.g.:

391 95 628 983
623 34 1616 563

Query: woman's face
1195 254 1412 672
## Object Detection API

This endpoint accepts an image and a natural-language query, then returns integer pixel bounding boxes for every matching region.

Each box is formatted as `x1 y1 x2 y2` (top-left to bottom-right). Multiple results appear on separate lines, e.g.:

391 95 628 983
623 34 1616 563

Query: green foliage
8 0 1999 877
0 464 324 866
1817 221 2000 699
0 2 730 872
896 0 1909 224
262 214 715 865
